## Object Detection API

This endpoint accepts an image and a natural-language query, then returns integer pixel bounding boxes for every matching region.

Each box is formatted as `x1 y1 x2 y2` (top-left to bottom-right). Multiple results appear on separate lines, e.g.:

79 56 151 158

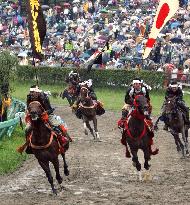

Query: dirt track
0 106 190 205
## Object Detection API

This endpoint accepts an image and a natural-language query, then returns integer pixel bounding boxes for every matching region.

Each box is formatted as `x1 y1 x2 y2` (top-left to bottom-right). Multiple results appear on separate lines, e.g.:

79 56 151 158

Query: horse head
134 95 149 117
80 86 93 106
80 86 89 98
28 101 45 121
165 96 177 114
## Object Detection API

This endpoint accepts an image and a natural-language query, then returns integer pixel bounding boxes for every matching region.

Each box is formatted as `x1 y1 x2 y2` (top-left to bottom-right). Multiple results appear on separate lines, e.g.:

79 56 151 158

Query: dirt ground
0 106 190 205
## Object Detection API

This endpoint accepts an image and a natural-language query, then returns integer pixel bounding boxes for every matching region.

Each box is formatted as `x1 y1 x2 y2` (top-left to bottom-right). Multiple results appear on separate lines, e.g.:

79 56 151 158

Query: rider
72 79 105 117
65 70 81 91
118 78 158 157
17 85 72 154
162 81 190 130
63 71 81 104
121 78 151 121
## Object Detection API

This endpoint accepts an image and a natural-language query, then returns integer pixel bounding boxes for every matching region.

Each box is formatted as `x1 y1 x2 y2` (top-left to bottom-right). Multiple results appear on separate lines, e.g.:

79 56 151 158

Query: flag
26 0 46 60
86 50 102 71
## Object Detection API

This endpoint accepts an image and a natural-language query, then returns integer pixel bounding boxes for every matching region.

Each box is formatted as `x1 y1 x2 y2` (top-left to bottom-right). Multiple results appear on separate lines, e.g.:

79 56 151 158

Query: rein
79 102 95 109
125 111 147 140
29 130 56 149
28 101 56 150
125 95 147 140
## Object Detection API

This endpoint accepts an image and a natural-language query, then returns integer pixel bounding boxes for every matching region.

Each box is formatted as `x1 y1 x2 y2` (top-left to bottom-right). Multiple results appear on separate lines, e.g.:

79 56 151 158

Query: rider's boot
119 109 129 128
17 126 32 154
58 124 73 142
149 137 159 156
120 133 131 158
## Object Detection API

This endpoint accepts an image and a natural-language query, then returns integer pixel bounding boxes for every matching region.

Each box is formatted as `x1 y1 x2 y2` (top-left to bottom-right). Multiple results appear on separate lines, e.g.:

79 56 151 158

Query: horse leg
61 153 70 176
182 128 189 156
93 117 100 140
154 116 161 130
143 146 151 170
185 129 189 156
172 133 185 157
86 120 95 139
172 133 181 152
38 160 57 195
52 158 63 185
185 129 188 144
62 90 73 106
83 120 88 135
131 148 142 180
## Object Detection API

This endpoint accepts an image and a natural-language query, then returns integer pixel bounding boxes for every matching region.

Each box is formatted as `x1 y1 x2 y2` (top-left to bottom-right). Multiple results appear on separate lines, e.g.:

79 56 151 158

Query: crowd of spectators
0 0 190 83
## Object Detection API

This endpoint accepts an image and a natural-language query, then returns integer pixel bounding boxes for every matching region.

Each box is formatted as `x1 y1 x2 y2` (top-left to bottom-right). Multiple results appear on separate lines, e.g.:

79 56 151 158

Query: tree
0 51 18 97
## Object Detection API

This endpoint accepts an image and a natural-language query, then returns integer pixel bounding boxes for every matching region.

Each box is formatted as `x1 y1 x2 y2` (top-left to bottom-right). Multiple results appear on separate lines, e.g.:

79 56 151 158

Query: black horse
154 96 189 157
78 86 100 140
121 95 154 180
60 84 78 106
27 101 70 194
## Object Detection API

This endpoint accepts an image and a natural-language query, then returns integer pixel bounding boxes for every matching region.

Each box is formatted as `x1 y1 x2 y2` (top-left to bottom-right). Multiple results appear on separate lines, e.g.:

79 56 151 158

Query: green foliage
15 66 165 89
0 126 27 175
0 51 18 95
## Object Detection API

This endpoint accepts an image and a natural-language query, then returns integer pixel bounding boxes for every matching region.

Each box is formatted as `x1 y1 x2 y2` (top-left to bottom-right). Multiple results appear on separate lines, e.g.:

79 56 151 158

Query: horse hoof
64 169 70 176
57 177 63 184
84 130 88 135
132 162 136 167
52 189 57 195
176 146 181 152
144 163 151 170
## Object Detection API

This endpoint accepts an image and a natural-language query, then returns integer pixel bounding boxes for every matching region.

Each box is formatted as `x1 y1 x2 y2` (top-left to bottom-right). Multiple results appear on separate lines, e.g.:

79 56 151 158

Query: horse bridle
80 86 89 98
28 101 47 119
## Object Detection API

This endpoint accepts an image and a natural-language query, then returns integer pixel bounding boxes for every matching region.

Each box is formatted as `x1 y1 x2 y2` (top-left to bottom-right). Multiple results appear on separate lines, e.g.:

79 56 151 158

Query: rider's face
133 83 141 90
171 87 177 92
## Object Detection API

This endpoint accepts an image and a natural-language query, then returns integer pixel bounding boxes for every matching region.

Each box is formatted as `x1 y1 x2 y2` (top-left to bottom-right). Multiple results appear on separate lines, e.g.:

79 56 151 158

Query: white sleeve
129 88 134 97
142 87 146 95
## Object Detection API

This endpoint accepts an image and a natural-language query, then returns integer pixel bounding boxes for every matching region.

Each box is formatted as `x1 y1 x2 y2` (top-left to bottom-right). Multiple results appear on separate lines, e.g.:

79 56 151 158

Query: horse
78 86 100 140
121 95 154 180
154 96 189 157
60 84 78 106
27 101 69 194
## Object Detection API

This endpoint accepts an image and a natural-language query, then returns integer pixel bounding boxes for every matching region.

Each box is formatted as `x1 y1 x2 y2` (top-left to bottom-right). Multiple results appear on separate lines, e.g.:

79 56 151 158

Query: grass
1 81 190 174
0 126 27 175
11 80 190 116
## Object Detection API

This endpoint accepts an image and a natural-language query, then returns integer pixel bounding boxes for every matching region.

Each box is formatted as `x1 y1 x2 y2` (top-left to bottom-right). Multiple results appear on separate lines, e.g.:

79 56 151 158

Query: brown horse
27 101 69 194
79 86 100 140
154 96 189 157
120 95 154 180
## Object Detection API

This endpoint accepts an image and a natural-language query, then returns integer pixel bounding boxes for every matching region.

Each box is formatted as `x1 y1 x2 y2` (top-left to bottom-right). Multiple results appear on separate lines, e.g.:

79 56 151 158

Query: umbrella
170 21 181 29
100 8 108 13
75 27 82 33
79 53 90 59
63 3 70 7
18 52 27 57
184 21 190 29
54 5 61 10
42 5 50 10
73 0 80 3
17 34 25 39
98 35 108 41
54 32 63 36
163 63 175 70
6 5 12 9
183 59 190 68
170 37 184 44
